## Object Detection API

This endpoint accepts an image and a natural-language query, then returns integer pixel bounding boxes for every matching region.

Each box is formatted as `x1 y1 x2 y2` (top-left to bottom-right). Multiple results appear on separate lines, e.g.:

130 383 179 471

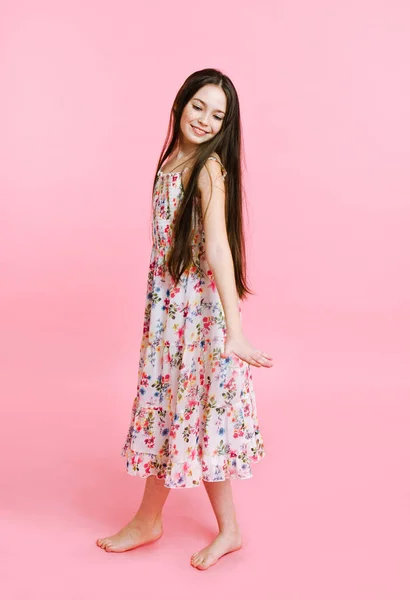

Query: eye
192 104 201 110
214 115 223 121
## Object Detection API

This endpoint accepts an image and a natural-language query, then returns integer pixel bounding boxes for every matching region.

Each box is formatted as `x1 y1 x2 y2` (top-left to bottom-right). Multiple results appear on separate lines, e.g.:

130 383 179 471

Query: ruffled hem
121 444 265 489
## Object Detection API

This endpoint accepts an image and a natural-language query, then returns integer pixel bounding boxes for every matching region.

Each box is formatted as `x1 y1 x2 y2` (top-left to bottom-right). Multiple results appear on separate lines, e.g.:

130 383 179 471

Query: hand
221 332 274 368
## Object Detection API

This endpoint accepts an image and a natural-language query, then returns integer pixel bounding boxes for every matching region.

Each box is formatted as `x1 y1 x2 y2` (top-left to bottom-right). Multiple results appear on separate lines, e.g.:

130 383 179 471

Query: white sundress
121 156 265 488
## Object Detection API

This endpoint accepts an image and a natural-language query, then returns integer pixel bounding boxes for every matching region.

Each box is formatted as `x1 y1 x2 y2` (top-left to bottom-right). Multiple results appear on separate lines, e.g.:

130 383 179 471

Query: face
179 84 227 146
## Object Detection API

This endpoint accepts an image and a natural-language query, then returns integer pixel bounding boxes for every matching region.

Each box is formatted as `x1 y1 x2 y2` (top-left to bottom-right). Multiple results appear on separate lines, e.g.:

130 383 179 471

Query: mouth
191 124 209 136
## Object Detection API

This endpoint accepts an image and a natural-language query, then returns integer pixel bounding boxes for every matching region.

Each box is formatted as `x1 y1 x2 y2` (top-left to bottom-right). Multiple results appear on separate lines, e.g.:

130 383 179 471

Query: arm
197 157 273 369
197 158 242 336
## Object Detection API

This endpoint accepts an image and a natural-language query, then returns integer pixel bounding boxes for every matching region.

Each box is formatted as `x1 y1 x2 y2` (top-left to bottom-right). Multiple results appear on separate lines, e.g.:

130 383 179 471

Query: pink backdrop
1 1 409 598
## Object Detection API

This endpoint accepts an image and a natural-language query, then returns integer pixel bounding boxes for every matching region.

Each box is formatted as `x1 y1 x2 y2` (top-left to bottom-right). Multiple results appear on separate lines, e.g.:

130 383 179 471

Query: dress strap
157 164 193 176
207 155 227 179
158 157 227 178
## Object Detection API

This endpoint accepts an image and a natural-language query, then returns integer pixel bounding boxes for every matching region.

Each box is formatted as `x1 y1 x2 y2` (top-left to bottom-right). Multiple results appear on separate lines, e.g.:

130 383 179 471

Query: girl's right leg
96 475 171 553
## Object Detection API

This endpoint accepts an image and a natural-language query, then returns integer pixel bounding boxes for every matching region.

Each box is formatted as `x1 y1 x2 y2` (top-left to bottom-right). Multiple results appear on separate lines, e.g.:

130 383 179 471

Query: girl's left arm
197 158 273 369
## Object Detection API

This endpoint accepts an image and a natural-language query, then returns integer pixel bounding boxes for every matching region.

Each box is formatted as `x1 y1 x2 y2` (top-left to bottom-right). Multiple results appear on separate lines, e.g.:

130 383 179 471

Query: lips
191 124 208 136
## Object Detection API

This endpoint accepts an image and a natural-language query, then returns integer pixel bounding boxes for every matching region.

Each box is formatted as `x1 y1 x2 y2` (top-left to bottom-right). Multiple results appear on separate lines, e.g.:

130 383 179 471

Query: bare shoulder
197 152 226 196
209 150 223 164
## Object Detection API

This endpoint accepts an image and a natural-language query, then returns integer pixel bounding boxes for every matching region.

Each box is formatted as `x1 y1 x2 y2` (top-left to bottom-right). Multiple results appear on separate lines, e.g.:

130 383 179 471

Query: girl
96 68 273 570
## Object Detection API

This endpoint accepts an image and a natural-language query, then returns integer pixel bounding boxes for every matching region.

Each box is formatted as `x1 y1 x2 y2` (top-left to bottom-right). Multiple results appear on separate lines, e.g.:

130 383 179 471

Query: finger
253 354 273 368
256 351 274 364
257 350 273 360
246 356 261 368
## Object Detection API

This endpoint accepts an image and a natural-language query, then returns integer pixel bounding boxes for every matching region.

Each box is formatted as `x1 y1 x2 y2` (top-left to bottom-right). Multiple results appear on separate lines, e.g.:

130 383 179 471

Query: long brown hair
153 68 253 300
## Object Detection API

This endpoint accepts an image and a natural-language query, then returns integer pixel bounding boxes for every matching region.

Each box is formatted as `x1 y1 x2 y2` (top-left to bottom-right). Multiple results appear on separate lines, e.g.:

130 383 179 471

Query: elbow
205 242 230 269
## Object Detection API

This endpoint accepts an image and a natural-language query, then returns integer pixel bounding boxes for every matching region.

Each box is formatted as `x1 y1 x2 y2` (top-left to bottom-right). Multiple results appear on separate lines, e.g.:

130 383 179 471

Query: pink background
1 1 409 598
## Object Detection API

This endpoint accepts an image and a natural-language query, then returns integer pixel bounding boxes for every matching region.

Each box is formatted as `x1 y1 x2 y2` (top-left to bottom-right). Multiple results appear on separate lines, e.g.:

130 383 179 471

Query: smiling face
179 84 227 147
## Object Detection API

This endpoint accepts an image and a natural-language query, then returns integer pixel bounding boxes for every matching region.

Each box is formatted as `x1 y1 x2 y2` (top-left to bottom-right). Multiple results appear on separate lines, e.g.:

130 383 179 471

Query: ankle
218 524 241 536
133 511 162 528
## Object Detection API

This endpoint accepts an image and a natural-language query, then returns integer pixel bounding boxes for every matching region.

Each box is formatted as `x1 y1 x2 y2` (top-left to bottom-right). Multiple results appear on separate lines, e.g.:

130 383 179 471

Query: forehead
192 84 227 111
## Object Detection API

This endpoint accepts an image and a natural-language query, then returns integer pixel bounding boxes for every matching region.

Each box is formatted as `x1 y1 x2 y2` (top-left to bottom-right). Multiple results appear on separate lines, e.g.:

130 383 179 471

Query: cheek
180 109 194 130
213 119 223 134
184 107 196 122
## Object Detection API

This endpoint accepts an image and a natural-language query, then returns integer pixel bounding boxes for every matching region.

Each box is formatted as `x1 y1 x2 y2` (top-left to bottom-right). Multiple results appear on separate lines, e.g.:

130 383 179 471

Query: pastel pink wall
1 1 409 598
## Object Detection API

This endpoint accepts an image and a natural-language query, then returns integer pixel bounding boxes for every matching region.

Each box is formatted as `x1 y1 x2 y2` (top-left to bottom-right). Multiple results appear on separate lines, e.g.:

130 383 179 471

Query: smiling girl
96 68 273 570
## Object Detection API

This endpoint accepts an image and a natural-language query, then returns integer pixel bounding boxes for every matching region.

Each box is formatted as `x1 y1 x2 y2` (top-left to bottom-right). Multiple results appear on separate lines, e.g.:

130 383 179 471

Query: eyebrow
192 97 226 115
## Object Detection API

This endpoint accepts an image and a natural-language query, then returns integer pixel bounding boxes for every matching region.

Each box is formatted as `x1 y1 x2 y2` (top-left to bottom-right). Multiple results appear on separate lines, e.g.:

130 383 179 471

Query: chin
182 131 205 145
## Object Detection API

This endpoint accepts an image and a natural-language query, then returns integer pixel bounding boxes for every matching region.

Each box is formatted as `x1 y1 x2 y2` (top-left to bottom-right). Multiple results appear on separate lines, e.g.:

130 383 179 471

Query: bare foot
96 515 163 553
190 529 242 570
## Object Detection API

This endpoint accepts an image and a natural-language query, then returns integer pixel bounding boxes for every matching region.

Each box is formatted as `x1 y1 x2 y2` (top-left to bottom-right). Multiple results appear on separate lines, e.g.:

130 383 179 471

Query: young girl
96 68 273 570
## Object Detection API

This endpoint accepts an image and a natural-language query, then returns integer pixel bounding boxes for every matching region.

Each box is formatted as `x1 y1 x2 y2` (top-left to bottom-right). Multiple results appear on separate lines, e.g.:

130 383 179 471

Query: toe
199 555 215 570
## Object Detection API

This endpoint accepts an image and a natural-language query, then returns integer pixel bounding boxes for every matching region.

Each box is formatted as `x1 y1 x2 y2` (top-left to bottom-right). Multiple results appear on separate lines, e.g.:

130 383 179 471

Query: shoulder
208 151 223 165
206 151 226 177
197 153 226 195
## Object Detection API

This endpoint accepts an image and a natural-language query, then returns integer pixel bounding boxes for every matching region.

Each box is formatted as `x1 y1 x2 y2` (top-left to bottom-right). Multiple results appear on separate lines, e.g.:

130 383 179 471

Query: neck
175 136 198 161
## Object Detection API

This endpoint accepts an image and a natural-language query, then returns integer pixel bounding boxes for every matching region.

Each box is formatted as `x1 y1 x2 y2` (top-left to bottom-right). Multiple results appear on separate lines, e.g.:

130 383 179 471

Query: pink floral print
121 158 265 488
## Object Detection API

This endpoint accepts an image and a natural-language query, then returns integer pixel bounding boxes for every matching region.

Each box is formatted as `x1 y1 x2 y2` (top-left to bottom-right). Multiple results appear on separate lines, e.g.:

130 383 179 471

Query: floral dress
121 156 265 488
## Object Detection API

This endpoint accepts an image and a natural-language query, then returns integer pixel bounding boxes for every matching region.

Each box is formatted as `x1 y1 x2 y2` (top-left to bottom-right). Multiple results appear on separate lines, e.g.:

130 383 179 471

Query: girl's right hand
221 332 274 368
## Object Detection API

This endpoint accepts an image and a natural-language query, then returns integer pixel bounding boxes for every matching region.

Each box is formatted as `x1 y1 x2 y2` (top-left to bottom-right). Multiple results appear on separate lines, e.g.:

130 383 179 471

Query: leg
96 475 170 552
190 479 242 570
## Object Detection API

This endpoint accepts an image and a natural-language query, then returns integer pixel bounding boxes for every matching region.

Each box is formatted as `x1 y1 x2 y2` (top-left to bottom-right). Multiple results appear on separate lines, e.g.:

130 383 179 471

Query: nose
198 113 209 127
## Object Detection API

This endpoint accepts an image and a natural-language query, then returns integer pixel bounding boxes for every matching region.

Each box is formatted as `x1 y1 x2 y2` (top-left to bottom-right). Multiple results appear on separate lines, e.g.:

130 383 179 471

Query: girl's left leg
190 479 243 570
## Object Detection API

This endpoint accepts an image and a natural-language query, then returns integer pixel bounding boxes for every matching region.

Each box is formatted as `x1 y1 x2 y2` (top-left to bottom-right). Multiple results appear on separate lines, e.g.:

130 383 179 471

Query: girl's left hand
221 332 274 368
